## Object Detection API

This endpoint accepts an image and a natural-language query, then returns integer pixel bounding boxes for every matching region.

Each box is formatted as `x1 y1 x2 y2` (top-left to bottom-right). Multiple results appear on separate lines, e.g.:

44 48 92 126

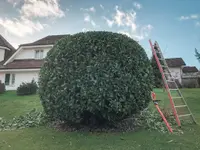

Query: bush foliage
0 81 5 94
17 79 38 96
39 31 153 126
0 109 45 131
150 56 162 88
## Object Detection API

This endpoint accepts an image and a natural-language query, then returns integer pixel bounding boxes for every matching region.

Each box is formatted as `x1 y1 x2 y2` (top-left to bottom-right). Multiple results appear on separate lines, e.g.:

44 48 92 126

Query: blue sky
0 0 200 68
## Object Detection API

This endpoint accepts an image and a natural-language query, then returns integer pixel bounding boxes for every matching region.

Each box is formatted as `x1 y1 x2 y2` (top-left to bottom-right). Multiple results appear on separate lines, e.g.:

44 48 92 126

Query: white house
165 58 186 84
0 34 198 90
0 34 68 90
181 66 199 87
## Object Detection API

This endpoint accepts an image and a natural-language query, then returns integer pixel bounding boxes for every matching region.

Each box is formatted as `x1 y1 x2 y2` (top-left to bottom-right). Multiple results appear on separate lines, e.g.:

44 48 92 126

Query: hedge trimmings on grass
39 31 153 126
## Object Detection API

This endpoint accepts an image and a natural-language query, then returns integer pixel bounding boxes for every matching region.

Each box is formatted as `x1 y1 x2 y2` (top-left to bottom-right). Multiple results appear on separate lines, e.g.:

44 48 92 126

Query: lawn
0 89 200 150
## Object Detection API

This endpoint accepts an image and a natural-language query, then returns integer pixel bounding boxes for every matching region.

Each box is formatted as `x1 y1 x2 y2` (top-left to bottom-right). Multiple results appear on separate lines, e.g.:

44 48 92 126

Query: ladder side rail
149 39 181 126
155 41 173 78
154 42 196 123
175 87 197 123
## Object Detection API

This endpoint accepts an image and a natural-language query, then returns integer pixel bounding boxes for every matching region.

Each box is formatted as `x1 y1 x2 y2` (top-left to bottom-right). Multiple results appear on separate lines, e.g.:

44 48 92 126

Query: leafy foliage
151 56 162 88
0 80 5 94
39 31 153 126
182 79 199 88
0 109 46 131
117 108 183 134
17 79 38 96
195 48 200 63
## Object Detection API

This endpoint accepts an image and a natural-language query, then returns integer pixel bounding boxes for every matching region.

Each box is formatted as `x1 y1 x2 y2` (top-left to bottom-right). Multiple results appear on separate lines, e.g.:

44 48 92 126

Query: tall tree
195 48 200 63
150 54 163 88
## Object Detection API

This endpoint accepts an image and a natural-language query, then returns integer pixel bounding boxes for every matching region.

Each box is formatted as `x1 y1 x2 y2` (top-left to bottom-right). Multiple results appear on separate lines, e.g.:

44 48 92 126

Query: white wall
15 47 51 60
168 67 182 83
0 48 5 62
0 72 5 83
0 71 40 91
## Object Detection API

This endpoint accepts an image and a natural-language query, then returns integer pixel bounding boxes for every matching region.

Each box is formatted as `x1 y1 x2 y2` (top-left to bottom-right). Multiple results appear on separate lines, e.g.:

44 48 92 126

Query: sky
0 0 200 68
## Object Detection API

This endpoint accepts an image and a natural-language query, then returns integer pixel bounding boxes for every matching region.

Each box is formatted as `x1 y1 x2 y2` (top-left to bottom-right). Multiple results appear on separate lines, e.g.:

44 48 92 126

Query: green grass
0 91 42 119
0 89 200 150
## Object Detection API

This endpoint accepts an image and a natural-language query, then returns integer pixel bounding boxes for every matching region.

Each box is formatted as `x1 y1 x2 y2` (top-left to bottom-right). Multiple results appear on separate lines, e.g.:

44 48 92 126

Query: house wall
182 78 199 88
182 72 198 78
0 70 39 91
0 48 5 62
15 47 51 60
0 72 5 83
168 67 182 84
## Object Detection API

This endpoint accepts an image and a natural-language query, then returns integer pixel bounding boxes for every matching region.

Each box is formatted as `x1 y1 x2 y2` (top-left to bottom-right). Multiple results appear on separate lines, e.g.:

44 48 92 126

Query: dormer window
35 50 44 59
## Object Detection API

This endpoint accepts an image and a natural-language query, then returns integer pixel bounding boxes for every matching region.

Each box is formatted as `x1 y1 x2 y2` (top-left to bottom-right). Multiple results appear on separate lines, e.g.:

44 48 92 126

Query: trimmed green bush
0 80 5 94
17 79 38 96
39 31 153 126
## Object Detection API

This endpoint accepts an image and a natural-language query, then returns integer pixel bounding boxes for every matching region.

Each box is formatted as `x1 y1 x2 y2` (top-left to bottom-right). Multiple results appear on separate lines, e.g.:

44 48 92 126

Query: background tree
151 54 162 88
195 48 200 63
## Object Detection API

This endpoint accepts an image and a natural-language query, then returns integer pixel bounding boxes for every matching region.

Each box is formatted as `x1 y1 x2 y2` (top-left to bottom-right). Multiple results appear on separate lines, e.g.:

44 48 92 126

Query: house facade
0 34 67 90
181 66 199 87
0 34 199 90
165 58 186 84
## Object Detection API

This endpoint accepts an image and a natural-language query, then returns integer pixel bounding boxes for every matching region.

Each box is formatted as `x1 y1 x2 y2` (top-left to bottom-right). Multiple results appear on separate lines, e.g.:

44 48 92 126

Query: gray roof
19 34 69 47
165 58 186 67
0 59 44 70
0 35 16 64
182 66 199 73
0 35 15 50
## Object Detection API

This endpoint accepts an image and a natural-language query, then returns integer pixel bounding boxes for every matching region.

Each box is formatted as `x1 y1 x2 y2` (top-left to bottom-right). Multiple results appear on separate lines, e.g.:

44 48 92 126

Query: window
35 50 44 59
5 74 10 85
5 73 15 86
11 74 15 85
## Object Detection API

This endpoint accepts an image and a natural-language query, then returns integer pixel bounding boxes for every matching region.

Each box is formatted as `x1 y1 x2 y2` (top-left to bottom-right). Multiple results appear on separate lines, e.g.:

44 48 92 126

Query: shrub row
17 80 38 96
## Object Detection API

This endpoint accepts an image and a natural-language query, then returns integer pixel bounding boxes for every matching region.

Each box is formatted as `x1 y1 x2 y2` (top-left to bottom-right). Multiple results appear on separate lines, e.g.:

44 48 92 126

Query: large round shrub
39 31 153 125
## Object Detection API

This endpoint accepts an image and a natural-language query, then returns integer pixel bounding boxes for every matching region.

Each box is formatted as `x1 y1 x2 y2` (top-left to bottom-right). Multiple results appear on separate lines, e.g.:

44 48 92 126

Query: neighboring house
0 34 68 90
0 35 16 89
0 34 198 90
165 58 186 84
181 66 199 87
182 66 199 78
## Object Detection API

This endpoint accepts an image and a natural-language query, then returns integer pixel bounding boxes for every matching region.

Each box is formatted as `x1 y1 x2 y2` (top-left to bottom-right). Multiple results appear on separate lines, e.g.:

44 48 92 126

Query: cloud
118 31 131 38
0 17 45 37
2 0 65 37
133 2 142 10
84 13 91 22
133 24 153 40
82 28 90 32
191 14 198 19
100 4 104 10
102 17 114 27
20 0 65 18
81 6 96 13
179 14 198 20
103 6 137 32
7 0 22 7
102 5 153 41
91 20 96 27
196 22 200 26
83 13 96 27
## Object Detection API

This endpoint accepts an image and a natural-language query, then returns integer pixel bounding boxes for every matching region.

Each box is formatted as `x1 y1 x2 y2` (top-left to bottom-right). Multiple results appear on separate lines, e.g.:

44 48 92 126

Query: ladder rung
172 97 182 99
166 80 174 82
161 65 168 68
169 89 178 91
164 72 170 74
175 105 187 108
179 114 192 117
156 52 162 55
159 58 165 61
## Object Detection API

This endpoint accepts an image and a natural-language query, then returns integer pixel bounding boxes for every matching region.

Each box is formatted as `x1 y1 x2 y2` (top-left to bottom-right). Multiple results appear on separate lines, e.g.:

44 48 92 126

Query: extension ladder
149 39 197 126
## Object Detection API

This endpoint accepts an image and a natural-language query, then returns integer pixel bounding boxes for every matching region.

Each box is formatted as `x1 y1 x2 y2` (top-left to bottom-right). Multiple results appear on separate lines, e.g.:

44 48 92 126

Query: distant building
165 58 186 84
